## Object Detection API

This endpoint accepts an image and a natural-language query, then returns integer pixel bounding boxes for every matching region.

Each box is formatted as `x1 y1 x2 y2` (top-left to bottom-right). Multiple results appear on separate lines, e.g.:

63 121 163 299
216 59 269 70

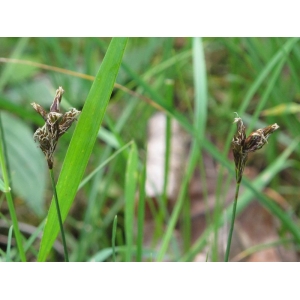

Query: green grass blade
192 37 207 138
24 220 46 253
192 36 210 227
163 80 173 201
136 158 146 262
155 80 173 228
240 37 299 115
0 178 5 192
124 142 138 262
143 49 192 81
6 225 13 262
112 215 118 262
78 141 133 190
248 56 286 133
37 37 128 262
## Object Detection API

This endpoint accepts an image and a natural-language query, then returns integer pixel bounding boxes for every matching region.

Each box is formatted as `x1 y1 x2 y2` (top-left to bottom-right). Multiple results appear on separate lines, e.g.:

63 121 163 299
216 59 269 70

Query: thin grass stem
112 215 118 262
136 161 146 262
6 225 13 262
162 79 173 216
49 169 69 262
224 182 240 262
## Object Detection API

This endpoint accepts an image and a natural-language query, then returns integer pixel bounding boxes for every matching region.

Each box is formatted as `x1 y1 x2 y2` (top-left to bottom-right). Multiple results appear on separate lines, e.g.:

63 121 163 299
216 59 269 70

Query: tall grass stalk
49 169 69 262
6 225 13 262
112 215 118 262
124 142 138 262
224 182 240 262
162 79 173 217
136 161 146 262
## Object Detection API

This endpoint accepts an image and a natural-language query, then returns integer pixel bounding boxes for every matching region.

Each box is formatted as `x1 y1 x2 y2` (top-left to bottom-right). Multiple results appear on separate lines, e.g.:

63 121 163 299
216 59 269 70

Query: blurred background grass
0 37 300 261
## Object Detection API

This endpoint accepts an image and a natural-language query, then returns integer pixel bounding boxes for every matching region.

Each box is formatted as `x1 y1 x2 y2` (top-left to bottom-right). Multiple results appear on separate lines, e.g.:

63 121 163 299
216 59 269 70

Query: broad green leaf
1 112 46 215
37 37 128 262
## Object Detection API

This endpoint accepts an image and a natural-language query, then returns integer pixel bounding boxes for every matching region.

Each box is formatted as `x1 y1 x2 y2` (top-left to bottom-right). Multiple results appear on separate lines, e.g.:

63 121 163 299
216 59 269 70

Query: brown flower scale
31 87 81 169
231 113 279 183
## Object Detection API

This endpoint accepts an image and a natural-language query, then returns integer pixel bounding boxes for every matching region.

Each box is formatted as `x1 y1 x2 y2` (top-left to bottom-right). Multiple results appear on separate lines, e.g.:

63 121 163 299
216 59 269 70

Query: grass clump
0 37 299 262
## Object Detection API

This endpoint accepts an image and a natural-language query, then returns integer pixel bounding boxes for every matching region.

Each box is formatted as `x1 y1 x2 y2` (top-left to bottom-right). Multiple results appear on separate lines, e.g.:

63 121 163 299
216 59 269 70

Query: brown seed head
32 87 80 169
231 114 279 183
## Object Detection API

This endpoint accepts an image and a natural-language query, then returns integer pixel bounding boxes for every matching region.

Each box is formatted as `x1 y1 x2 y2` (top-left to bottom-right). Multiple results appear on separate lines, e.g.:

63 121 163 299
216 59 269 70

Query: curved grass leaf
37 37 128 262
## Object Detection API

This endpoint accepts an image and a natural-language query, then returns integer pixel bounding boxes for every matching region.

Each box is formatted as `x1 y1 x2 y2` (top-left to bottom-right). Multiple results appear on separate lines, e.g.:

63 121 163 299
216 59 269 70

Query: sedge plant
31 87 80 262
224 113 279 262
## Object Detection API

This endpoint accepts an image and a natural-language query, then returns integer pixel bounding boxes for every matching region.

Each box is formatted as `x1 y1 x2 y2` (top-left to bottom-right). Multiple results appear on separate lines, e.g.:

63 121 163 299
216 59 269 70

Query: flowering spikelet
231 113 279 183
31 87 81 169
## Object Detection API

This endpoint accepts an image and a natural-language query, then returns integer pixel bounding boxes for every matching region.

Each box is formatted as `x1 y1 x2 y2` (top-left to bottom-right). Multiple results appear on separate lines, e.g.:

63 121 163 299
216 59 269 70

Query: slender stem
49 169 69 262
112 215 118 262
6 225 13 262
0 118 26 262
162 79 173 209
224 182 240 262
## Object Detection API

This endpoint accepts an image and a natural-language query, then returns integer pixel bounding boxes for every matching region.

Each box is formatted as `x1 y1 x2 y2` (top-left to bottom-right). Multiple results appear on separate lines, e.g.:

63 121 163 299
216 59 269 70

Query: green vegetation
0 37 299 262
